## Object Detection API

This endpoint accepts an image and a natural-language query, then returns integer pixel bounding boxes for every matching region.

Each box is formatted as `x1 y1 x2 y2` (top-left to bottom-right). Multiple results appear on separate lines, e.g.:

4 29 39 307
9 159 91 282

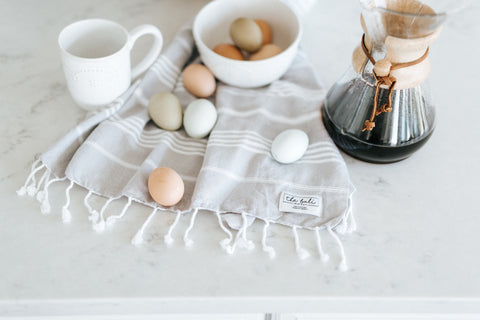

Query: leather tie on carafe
360 34 430 132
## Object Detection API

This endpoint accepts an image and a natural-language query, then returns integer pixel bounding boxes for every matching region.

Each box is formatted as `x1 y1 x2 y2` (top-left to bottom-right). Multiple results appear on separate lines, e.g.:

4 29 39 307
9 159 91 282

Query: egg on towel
183 99 218 139
147 92 183 131
182 64 216 98
148 167 185 207
271 129 309 164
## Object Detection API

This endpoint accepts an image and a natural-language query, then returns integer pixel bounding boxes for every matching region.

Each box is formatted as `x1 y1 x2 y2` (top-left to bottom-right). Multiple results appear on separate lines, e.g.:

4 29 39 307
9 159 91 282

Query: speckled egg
148 92 183 131
213 43 244 60
148 167 184 207
230 17 263 53
271 129 309 164
182 64 216 98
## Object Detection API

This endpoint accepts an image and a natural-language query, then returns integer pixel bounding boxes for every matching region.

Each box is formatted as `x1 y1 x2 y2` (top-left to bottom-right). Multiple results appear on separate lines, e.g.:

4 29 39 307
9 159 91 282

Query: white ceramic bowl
193 0 302 88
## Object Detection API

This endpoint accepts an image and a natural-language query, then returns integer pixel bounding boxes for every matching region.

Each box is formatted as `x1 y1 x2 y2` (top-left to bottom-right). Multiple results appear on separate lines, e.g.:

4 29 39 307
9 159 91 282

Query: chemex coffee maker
322 0 465 163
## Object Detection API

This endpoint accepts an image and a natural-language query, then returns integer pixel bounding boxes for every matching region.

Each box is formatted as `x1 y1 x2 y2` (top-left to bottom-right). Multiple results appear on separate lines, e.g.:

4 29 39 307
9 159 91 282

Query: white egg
271 129 309 164
183 99 218 138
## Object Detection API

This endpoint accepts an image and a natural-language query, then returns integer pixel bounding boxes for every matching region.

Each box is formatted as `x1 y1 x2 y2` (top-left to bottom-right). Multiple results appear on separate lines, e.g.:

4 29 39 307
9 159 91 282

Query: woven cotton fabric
194 53 354 232
19 24 355 268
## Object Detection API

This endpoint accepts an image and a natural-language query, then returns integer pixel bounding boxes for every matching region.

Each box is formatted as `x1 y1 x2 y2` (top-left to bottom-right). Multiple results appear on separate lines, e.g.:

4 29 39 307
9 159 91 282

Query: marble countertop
1 0 480 317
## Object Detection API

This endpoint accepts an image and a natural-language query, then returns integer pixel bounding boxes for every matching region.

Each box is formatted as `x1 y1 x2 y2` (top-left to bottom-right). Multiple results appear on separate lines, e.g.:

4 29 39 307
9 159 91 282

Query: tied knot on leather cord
360 33 429 132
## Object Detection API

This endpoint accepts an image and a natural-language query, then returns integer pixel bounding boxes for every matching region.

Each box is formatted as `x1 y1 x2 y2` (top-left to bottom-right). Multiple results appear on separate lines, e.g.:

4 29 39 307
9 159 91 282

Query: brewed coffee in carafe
322 0 461 163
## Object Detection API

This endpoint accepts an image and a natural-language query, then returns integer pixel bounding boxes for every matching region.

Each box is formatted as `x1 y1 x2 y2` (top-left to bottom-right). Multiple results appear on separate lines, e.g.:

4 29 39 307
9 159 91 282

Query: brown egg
230 17 263 53
254 19 272 45
249 44 283 61
213 43 244 60
148 167 184 207
182 64 216 98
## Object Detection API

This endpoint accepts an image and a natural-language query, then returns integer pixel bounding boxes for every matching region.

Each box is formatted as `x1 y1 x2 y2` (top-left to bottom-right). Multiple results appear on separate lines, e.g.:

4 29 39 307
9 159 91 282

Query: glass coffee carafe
322 0 466 163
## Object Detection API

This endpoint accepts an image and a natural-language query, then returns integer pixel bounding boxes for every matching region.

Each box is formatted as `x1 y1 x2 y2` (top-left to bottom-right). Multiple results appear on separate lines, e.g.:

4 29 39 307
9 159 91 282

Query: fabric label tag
279 191 322 217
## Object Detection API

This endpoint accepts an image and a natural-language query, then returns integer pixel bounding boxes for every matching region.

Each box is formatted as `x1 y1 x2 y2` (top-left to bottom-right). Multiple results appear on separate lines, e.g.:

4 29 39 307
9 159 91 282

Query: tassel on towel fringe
216 212 233 254
164 212 182 246
229 212 255 254
16 159 43 197
328 226 348 272
106 197 132 226
61 180 75 223
131 207 158 246
92 196 117 232
262 220 276 259
183 208 199 247
39 175 67 215
293 226 311 260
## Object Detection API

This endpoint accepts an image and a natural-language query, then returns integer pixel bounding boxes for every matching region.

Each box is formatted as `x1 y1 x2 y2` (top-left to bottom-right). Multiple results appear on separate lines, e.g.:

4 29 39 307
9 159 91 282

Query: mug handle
128 24 163 80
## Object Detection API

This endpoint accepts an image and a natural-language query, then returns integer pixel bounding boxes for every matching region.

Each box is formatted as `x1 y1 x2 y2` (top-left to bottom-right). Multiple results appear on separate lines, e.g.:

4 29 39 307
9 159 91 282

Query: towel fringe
39 175 68 215
327 226 348 272
216 212 233 254
16 159 43 196
292 226 310 260
336 194 356 234
239 212 255 250
26 164 46 196
235 212 255 250
83 191 100 225
230 229 243 254
35 170 51 203
131 207 158 246
183 208 199 247
345 194 357 233
262 220 276 259
92 196 118 232
230 213 255 253
33 169 50 197
314 227 330 263
17 161 353 269
164 212 182 246
61 180 75 223
106 197 132 226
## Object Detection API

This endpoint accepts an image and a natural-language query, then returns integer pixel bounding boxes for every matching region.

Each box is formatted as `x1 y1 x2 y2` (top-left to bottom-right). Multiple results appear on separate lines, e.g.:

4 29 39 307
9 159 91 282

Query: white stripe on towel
207 138 270 153
159 55 181 75
200 166 350 193
106 122 206 154
217 107 320 125
153 56 179 83
210 130 272 147
85 141 140 170
151 63 177 87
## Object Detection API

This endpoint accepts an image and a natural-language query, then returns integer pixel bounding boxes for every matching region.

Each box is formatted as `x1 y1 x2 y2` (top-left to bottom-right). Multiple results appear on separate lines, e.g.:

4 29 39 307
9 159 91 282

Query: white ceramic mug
58 19 163 110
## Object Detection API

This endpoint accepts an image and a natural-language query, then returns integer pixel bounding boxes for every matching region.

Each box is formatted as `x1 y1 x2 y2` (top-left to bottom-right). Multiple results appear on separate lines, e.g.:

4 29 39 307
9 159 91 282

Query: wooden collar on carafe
360 34 430 132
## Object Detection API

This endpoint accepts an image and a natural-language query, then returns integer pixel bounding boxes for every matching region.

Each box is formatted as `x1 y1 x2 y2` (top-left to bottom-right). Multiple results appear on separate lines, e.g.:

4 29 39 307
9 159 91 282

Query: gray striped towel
18 24 355 270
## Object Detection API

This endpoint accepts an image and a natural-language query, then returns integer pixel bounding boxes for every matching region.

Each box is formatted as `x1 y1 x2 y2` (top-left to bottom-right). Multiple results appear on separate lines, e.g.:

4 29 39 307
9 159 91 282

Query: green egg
148 92 183 131
230 17 263 53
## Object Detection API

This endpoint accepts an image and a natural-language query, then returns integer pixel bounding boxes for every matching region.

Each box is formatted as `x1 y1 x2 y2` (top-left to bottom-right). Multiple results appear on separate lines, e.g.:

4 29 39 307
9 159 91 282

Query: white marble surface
1 0 480 317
